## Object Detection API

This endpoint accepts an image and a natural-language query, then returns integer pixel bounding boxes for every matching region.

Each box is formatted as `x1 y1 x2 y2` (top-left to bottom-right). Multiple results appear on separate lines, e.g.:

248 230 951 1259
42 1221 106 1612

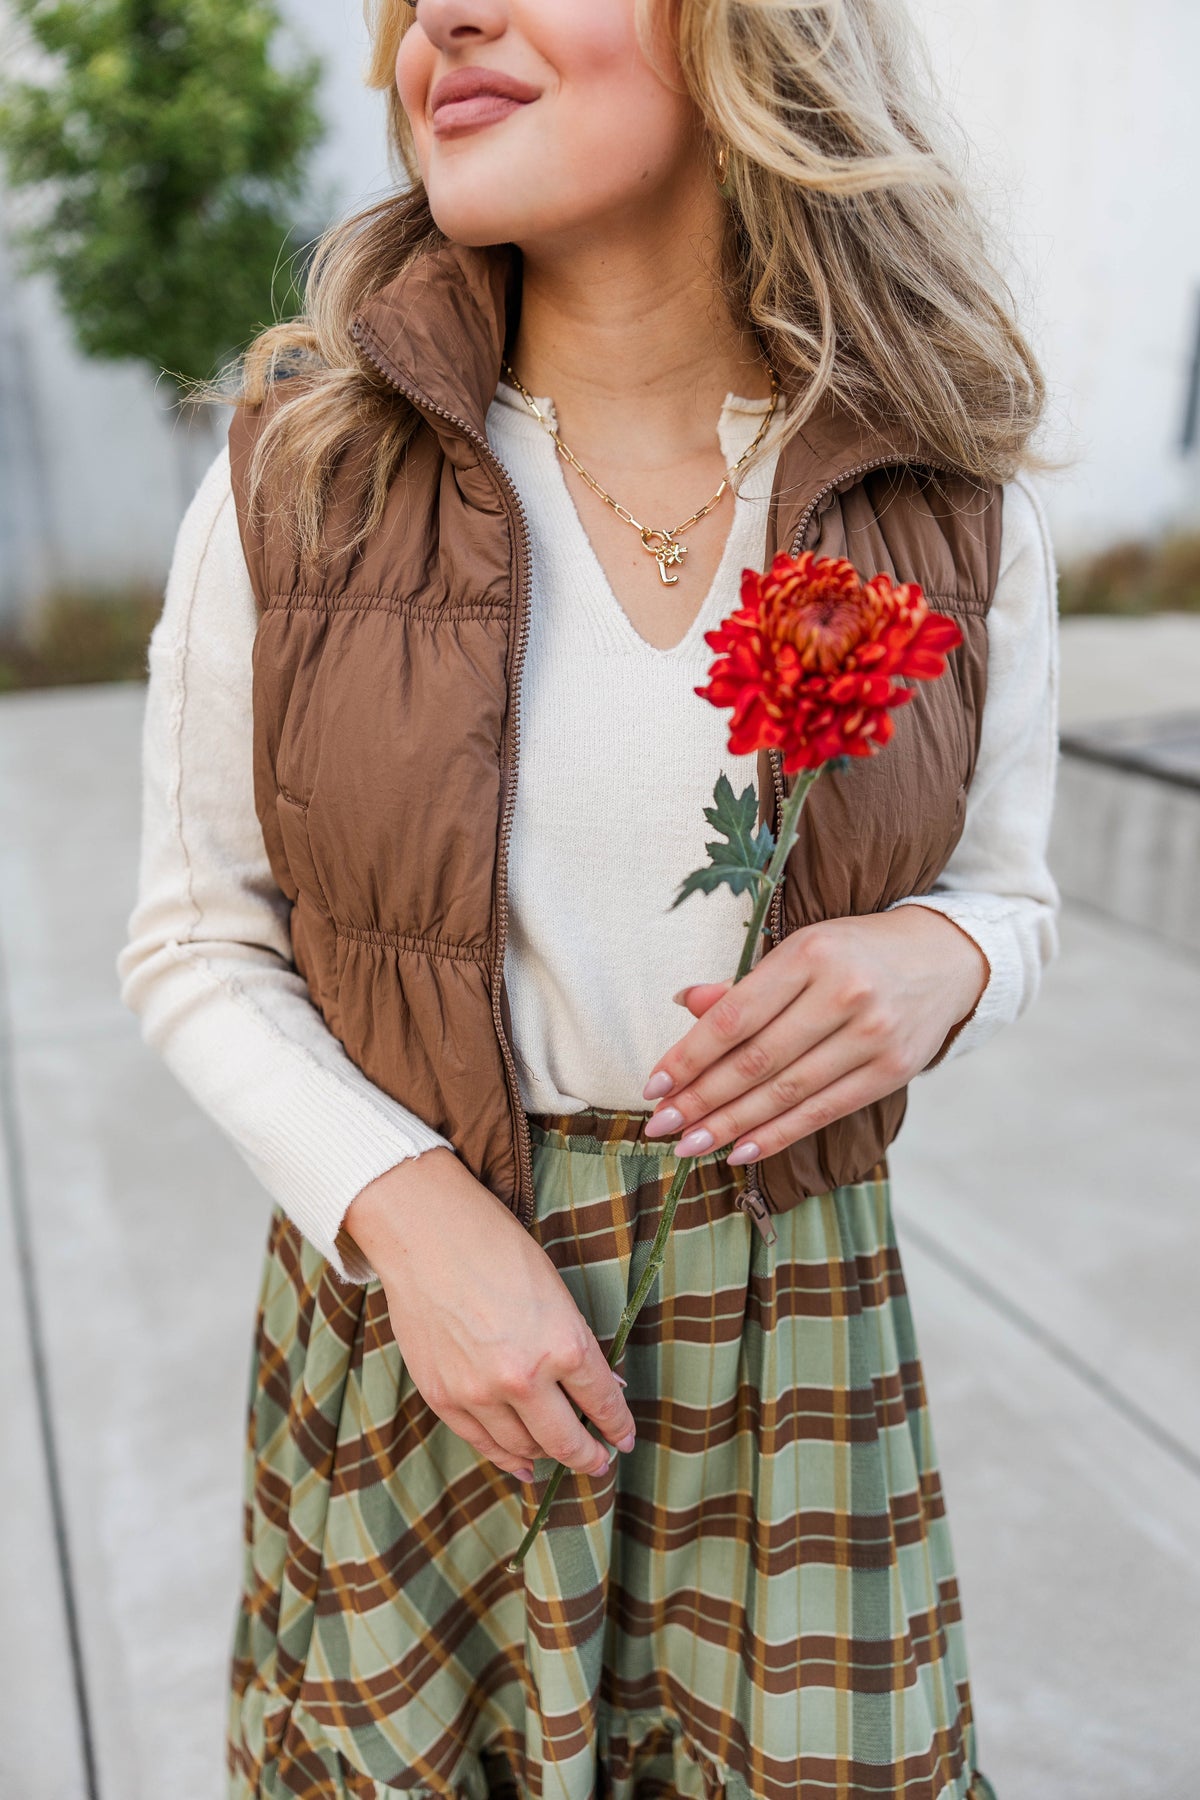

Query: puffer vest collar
346 235 933 592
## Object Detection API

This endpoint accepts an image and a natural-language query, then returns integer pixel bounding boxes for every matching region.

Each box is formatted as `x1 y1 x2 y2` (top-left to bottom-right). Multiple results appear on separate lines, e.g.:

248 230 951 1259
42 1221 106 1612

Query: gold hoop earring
713 140 732 198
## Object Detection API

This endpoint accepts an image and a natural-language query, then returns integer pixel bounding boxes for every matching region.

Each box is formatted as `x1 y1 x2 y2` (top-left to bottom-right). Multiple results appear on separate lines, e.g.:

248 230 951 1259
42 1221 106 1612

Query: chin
425 137 618 244
421 172 494 235
427 210 515 249
424 185 547 250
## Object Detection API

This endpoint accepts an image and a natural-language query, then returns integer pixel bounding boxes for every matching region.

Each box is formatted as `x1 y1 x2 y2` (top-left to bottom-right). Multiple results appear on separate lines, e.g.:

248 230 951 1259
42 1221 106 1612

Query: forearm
117 443 456 1285
120 930 456 1282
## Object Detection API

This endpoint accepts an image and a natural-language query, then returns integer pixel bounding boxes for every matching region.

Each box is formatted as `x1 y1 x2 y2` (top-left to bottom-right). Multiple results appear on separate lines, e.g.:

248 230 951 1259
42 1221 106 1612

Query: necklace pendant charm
640 527 688 585
504 355 783 595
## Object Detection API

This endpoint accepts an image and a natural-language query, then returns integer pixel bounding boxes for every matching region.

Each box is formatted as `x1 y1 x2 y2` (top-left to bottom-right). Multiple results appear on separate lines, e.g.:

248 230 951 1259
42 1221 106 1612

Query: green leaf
670 772 776 909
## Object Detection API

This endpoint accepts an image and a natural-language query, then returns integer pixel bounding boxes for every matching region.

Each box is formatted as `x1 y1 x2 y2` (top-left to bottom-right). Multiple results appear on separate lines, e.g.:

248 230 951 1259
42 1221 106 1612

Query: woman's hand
640 906 989 1165
341 1149 637 1483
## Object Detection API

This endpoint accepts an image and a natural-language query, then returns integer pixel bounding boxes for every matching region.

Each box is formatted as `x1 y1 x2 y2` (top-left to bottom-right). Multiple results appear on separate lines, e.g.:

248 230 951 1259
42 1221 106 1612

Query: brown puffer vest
228 236 1002 1244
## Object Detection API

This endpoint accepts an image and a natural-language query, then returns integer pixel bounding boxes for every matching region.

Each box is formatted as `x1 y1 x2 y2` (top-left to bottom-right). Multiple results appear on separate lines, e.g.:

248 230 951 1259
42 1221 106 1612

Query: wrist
899 903 988 1010
902 904 990 1065
341 1145 461 1263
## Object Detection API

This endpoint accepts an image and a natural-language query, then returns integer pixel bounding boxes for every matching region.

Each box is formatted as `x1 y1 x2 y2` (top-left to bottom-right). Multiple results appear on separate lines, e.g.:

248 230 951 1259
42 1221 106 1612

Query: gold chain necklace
499 357 783 586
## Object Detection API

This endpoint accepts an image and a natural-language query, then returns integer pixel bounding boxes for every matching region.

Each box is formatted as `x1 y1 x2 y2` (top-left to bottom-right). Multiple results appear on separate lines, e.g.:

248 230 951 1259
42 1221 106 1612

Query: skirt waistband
526 1105 683 1157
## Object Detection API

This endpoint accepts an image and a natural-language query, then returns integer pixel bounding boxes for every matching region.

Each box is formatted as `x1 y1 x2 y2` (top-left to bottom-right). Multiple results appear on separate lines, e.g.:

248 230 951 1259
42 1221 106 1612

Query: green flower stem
505 1149 692 1571
505 762 824 1573
734 766 822 981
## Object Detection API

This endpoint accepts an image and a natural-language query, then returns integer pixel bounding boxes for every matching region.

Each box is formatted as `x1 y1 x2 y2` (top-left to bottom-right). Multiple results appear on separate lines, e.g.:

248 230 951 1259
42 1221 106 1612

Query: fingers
674 979 733 1017
435 1323 633 1480
657 1024 899 1162
472 1400 542 1467
559 1338 637 1456
438 1406 539 1481
701 1027 872 1154
645 939 810 1105
517 1334 635 1474
513 1389 618 1477
443 1387 614 1481
393 1258 636 1484
722 1059 892 1162
647 990 847 1145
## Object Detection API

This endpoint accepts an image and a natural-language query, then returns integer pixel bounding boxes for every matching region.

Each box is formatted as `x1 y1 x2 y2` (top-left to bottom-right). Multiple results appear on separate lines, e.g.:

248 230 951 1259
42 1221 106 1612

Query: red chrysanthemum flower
695 551 964 772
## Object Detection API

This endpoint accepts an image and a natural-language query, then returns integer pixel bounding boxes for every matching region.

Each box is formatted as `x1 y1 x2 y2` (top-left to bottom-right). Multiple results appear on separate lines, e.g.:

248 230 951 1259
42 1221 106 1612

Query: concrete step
1052 714 1200 955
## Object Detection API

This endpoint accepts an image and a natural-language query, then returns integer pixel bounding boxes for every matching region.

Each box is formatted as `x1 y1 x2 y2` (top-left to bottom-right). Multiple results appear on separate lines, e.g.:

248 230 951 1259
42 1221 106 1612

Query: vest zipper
766 747 787 948
348 322 538 1229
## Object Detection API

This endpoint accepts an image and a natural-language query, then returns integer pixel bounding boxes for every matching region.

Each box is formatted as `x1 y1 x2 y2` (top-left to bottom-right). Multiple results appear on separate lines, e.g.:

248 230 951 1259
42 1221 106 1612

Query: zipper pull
735 1162 777 1244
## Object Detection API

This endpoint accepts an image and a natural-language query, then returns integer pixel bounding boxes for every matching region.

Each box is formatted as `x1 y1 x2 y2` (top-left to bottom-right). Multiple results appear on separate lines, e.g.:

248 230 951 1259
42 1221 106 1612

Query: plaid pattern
227 1107 997 1800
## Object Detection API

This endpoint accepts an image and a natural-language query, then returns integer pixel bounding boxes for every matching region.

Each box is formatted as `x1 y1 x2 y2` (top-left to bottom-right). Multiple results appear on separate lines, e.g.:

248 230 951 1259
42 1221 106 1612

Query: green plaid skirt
227 1106 997 1800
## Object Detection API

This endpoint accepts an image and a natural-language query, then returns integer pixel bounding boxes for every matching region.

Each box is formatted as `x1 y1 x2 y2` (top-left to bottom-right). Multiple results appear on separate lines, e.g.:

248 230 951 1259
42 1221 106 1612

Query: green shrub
1059 533 1200 616
0 589 163 692
0 0 324 392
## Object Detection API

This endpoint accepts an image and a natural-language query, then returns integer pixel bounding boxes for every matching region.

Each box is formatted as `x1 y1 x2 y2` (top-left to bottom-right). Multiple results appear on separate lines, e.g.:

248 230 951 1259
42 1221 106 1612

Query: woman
117 1 1059 1795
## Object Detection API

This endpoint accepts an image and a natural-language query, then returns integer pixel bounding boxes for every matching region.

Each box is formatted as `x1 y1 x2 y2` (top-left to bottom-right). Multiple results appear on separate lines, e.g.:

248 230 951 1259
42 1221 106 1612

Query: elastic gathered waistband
526 1105 688 1157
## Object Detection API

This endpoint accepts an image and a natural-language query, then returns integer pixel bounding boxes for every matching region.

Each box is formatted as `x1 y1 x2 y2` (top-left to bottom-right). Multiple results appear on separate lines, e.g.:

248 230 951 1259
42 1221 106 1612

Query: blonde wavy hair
224 0 1049 568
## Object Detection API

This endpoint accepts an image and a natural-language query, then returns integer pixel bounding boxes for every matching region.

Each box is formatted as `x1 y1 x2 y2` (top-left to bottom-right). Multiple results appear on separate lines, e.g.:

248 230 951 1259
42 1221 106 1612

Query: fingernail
617 1430 636 1453
643 1105 684 1138
677 1126 714 1156
726 1141 759 1166
515 1465 535 1481
642 1071 674 1100
671 988 690 1005
613 1373 627 1387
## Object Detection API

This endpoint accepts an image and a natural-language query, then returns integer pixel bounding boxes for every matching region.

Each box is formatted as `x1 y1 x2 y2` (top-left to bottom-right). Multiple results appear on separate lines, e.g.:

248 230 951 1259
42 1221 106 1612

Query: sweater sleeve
115 442 457 1285
886 472 1062 1066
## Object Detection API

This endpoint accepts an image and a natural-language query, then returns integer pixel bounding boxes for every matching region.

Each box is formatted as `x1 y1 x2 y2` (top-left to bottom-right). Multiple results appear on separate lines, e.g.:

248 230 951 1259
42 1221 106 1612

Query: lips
430 66 540 136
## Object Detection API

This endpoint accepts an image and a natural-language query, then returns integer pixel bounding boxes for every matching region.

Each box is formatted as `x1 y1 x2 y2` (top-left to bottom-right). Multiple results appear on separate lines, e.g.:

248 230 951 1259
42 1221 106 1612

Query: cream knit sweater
117 381 1061 1283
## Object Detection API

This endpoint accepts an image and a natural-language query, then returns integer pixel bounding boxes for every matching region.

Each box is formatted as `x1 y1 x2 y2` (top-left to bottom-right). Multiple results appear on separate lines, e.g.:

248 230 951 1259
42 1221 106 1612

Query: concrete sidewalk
1 661 1197 1800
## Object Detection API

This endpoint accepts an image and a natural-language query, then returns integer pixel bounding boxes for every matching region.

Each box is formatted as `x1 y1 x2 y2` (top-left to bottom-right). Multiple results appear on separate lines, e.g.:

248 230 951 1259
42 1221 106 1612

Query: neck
507 191 772 466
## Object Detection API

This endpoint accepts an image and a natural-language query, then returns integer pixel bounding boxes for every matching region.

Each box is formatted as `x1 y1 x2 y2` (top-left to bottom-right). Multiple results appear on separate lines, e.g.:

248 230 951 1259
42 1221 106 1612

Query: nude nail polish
643 1105 684 1138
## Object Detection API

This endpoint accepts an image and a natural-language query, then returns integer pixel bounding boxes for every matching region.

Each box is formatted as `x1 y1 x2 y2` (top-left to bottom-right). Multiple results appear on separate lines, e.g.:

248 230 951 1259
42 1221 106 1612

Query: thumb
673 978 734 1016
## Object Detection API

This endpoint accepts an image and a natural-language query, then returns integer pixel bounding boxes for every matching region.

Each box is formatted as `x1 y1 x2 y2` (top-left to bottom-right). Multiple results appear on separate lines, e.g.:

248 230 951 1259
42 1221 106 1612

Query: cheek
531 5 690 182
393 30 432 141
543 3 676 142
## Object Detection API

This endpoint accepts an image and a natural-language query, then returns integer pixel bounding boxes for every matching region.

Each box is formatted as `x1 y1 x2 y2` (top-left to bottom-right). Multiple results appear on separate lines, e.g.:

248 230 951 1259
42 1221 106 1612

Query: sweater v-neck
488 378 784 660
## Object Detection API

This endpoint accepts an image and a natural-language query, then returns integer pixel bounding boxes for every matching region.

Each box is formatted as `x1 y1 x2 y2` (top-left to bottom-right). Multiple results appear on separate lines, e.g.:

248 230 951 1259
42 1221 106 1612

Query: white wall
1 0 1196 622
912 0 1200 554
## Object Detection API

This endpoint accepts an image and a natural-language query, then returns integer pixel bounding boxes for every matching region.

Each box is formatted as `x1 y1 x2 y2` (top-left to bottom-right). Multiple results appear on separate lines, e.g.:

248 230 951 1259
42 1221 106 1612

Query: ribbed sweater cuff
241 1081 455 1286
885 893 1026 1067
131 944 457 1287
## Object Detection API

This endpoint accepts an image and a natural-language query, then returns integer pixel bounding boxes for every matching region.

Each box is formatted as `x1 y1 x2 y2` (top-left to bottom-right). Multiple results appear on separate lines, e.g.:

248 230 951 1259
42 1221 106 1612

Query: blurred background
0 0 1197 1797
